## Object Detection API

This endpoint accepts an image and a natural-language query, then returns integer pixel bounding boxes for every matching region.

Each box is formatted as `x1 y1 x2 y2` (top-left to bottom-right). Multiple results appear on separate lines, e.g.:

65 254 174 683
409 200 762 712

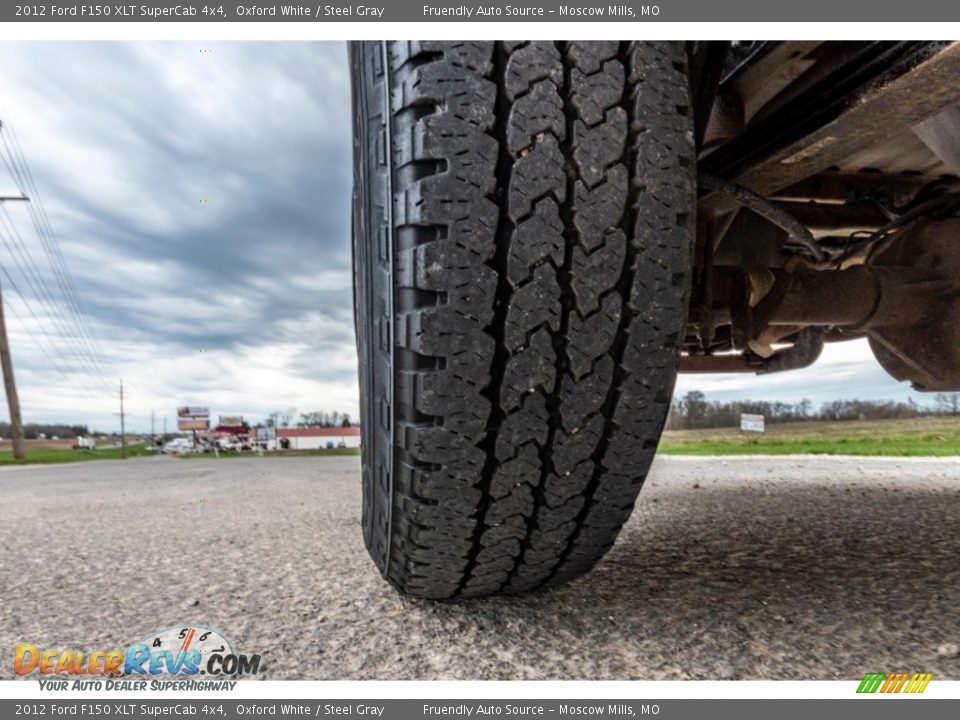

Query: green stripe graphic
857 672 886 693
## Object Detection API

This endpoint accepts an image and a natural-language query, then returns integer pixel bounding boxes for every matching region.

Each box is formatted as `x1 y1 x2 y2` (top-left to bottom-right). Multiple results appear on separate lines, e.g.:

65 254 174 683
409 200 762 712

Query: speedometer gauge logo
133 626 234 676
122 625 259 677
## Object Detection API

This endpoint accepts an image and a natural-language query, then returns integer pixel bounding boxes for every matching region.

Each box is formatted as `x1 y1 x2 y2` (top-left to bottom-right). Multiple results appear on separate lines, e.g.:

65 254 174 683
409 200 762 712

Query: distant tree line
0 422 89 439
666 390 960 430
261 409 353 428
297 411 352 428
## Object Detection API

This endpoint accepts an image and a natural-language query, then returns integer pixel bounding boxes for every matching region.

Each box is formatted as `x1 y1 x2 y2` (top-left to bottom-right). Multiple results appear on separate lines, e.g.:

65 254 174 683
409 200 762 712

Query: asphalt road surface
2 454 958 680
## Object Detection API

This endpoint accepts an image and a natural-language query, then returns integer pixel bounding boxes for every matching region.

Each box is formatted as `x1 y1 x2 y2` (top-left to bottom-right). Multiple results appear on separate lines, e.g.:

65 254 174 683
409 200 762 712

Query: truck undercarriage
686 41 960 391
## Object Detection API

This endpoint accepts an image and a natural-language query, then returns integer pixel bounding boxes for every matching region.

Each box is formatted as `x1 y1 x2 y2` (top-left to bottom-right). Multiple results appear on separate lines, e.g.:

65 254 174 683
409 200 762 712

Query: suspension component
749 218 960 390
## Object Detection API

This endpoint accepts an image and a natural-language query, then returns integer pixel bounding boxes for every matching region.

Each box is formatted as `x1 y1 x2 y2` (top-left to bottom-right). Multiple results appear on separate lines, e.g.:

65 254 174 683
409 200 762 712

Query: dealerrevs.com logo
15 626 261 690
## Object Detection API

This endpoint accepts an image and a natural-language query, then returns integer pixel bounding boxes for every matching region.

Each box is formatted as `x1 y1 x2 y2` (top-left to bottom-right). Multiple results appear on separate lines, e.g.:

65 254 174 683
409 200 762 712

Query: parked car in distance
162 438 196 454
73 436 96 450
217 436 251 451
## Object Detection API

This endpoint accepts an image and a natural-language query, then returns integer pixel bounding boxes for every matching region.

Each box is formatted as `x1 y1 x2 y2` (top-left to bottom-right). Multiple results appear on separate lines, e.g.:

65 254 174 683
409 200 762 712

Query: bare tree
936 392 960 416
296 410 352 428
668 390 931 429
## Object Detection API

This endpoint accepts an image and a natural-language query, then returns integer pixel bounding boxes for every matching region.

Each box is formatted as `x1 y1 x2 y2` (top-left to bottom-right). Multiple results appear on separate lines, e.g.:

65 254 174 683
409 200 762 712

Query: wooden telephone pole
0 276 25 460
119 378 126 458
0 176 30 461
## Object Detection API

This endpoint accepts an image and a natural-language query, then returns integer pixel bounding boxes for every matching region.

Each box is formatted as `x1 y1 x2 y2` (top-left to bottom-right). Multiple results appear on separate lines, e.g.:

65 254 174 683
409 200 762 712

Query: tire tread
353 41 694 599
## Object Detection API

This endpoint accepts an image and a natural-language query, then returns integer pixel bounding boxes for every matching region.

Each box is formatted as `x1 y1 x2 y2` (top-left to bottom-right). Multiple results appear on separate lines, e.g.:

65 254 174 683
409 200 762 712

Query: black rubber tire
351 41 694 599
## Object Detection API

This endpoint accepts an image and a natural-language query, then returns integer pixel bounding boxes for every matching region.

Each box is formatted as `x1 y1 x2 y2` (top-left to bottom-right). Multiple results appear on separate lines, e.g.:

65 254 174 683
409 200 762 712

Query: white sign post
740 413 765 434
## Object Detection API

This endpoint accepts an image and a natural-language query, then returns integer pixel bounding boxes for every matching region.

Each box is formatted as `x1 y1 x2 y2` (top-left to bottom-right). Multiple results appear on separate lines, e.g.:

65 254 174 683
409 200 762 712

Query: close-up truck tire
351 40 695 599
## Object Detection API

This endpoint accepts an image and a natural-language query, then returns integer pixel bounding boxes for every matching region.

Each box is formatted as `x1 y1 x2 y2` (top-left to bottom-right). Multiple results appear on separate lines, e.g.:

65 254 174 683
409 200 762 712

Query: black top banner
6 0 960 22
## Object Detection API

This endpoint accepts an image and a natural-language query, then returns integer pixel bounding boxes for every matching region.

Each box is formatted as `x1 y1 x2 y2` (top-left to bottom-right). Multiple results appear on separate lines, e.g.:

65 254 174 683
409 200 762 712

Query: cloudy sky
0 41 929 433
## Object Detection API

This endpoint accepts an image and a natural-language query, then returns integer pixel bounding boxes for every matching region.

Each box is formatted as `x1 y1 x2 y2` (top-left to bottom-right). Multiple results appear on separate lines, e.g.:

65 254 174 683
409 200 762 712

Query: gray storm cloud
0 41 356 431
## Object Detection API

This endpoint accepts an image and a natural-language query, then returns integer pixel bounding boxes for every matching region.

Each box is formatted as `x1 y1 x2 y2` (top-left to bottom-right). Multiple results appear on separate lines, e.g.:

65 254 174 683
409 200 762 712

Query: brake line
699 172 826 262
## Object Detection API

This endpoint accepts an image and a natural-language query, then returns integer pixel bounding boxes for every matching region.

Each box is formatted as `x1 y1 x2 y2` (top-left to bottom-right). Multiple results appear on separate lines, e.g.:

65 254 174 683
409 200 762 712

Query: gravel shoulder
1 454 958 680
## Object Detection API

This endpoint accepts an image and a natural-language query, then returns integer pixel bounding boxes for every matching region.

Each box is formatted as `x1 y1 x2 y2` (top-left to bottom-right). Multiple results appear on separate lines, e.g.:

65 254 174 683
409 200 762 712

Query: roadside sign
178 406 210 418
178 418 210 431
740 413 765 433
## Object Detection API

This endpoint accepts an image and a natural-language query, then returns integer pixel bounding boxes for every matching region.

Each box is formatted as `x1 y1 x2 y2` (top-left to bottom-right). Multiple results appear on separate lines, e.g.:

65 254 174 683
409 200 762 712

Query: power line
0 211 113 391
0 273 114 414
0 216 114 410
0 143 113 381
0 139 110 376
0 106 116 394
0 115 114 381
20 183 114 378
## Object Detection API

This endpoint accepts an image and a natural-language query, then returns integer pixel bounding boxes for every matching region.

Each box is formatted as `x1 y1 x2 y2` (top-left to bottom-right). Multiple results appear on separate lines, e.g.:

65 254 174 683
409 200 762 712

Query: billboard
178 406 210 418
219 416 243 427
178 418 210 432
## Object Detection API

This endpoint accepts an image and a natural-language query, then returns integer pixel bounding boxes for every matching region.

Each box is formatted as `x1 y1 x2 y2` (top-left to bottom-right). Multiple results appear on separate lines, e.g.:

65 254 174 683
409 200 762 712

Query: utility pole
119 378 126 458
0 276 25 460
0 177 30 461
151 409 155 439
